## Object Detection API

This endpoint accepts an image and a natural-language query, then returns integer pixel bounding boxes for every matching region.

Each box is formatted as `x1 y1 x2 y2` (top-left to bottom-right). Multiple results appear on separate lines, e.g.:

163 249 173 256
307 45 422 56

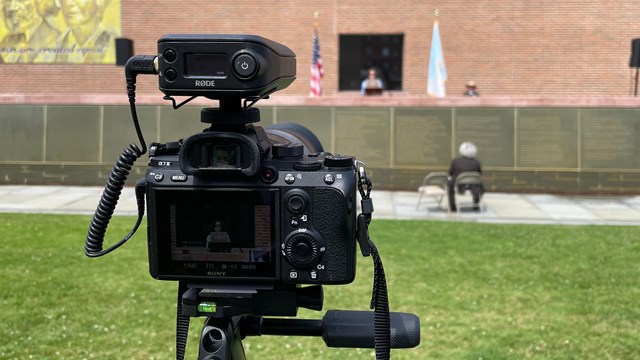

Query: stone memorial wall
2 98 640 193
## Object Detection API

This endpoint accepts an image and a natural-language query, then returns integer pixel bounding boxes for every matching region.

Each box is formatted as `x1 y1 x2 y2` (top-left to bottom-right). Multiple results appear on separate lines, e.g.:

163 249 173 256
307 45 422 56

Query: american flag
310 27 324 97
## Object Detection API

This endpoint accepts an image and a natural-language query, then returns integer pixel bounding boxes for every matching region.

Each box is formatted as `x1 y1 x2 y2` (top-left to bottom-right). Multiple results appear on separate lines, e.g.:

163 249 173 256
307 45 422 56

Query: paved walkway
1 185 640 226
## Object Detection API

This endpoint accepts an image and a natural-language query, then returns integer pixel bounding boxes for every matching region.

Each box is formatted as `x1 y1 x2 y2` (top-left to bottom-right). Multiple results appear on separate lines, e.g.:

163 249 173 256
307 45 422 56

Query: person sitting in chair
447 142 484 211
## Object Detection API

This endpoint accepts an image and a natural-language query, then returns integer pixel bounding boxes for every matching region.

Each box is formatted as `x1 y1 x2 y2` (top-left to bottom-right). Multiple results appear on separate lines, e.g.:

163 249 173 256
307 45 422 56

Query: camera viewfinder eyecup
178 131 261 176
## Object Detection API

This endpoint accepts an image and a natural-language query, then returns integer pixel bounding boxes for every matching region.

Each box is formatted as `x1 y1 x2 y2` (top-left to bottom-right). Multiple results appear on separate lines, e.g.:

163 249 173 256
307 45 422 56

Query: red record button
261 167 277 183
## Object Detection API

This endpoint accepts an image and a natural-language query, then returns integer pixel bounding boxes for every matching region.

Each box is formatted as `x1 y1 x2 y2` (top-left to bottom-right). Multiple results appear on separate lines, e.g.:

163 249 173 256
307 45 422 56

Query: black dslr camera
85 34 419 360
147 34 357 285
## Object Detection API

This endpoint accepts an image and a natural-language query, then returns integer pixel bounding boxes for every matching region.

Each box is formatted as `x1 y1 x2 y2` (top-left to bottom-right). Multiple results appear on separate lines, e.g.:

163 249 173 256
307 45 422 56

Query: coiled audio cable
85 56 158 258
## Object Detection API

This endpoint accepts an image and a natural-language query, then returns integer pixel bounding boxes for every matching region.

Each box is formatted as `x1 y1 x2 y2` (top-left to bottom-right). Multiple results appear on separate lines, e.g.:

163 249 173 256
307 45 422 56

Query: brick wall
1 1 640 98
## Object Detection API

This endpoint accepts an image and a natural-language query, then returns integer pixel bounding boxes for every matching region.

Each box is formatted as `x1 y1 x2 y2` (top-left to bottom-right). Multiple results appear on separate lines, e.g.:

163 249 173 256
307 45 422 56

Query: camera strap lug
356 161 373 257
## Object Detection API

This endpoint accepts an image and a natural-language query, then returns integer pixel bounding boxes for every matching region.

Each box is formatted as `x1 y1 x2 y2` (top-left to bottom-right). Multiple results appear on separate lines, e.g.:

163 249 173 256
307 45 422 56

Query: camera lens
266 123 324 155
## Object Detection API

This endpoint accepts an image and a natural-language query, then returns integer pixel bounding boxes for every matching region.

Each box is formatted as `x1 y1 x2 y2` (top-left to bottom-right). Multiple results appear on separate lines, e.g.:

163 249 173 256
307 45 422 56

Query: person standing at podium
361 68 384 95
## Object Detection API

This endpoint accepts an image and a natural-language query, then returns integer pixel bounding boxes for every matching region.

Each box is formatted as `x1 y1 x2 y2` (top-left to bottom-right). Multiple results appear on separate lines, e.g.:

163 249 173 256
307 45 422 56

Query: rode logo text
195 80 216 87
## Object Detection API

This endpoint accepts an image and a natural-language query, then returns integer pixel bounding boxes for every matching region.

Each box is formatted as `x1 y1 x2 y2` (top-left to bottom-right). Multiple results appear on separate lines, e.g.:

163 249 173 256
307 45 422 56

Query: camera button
153 173 164 182
170 174 188 182
289 217 300 228
261 167 278 183
289 270 298 279
294 242 312 257
324 174 335 185
284 173 295 184
287 195 306 213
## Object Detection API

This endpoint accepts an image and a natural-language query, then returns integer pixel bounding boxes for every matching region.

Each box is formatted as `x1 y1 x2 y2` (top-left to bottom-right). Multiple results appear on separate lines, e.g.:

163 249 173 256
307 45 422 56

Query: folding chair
453 171 484 214
416 172 449 212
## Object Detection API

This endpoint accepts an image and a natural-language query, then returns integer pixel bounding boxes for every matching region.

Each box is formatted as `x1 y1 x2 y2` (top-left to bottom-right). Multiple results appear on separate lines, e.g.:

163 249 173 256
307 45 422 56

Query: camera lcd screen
152 188 278 280
184 53 228 77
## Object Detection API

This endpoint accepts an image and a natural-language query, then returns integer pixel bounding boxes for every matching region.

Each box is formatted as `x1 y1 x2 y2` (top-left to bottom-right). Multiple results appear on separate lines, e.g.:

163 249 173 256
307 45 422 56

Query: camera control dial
284 232 322 269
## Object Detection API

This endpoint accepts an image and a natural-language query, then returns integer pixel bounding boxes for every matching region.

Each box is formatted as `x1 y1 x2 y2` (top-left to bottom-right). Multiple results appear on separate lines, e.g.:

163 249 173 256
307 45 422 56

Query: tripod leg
176 282 190 360
198 316 247 360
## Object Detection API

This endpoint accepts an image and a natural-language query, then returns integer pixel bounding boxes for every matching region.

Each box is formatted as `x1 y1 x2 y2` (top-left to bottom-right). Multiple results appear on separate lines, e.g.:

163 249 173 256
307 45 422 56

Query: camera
145 34 358 285
146 133 358 285
85 34 421 358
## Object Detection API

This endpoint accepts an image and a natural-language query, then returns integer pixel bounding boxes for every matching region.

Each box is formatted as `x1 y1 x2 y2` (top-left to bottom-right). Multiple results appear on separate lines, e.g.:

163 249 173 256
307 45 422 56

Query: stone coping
2 92 640 108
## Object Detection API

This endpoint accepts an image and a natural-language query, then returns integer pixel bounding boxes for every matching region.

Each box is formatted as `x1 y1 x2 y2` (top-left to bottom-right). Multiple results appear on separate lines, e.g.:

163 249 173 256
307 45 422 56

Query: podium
365 88 383 96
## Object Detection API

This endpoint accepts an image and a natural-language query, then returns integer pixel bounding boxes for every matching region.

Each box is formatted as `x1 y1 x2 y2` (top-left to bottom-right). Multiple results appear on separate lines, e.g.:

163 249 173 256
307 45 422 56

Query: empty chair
416 172 449 212
453 171 484 214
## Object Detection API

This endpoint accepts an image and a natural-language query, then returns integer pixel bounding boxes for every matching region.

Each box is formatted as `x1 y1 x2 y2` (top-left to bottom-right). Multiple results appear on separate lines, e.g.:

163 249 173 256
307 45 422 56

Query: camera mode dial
323 154 354 168
284 231 322 269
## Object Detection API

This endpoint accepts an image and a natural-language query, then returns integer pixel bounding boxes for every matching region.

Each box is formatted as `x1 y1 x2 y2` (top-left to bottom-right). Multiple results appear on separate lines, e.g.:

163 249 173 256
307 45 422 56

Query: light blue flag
427 20 447 97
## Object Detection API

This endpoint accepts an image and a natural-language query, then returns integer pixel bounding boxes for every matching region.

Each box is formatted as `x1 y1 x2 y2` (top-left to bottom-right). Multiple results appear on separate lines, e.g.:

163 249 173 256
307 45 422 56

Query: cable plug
125 55 158 80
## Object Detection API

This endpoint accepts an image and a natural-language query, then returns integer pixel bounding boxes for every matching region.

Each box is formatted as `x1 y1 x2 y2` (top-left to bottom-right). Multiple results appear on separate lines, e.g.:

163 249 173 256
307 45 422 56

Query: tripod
177 283 420 360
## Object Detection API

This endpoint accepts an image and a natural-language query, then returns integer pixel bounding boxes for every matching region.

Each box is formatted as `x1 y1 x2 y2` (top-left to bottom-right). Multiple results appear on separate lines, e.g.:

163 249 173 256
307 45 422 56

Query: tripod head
177 283 420 360
181 284 323 318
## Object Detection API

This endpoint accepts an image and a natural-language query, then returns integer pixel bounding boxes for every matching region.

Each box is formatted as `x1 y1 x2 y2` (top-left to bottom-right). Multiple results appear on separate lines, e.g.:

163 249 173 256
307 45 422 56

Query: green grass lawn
1 213 639 359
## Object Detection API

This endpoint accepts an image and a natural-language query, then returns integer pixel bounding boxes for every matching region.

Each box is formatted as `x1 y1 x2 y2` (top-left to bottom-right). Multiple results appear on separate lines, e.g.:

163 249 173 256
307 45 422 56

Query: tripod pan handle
322 310 420 349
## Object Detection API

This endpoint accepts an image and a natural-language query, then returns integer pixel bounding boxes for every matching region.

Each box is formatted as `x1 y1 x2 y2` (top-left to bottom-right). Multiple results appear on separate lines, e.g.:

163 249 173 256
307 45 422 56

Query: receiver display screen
184 53 228 77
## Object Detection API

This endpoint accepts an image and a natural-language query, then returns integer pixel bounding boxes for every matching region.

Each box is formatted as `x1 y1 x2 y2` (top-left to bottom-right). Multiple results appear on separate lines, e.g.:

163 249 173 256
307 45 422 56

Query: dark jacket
447 156 484 210
448 156 482 180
